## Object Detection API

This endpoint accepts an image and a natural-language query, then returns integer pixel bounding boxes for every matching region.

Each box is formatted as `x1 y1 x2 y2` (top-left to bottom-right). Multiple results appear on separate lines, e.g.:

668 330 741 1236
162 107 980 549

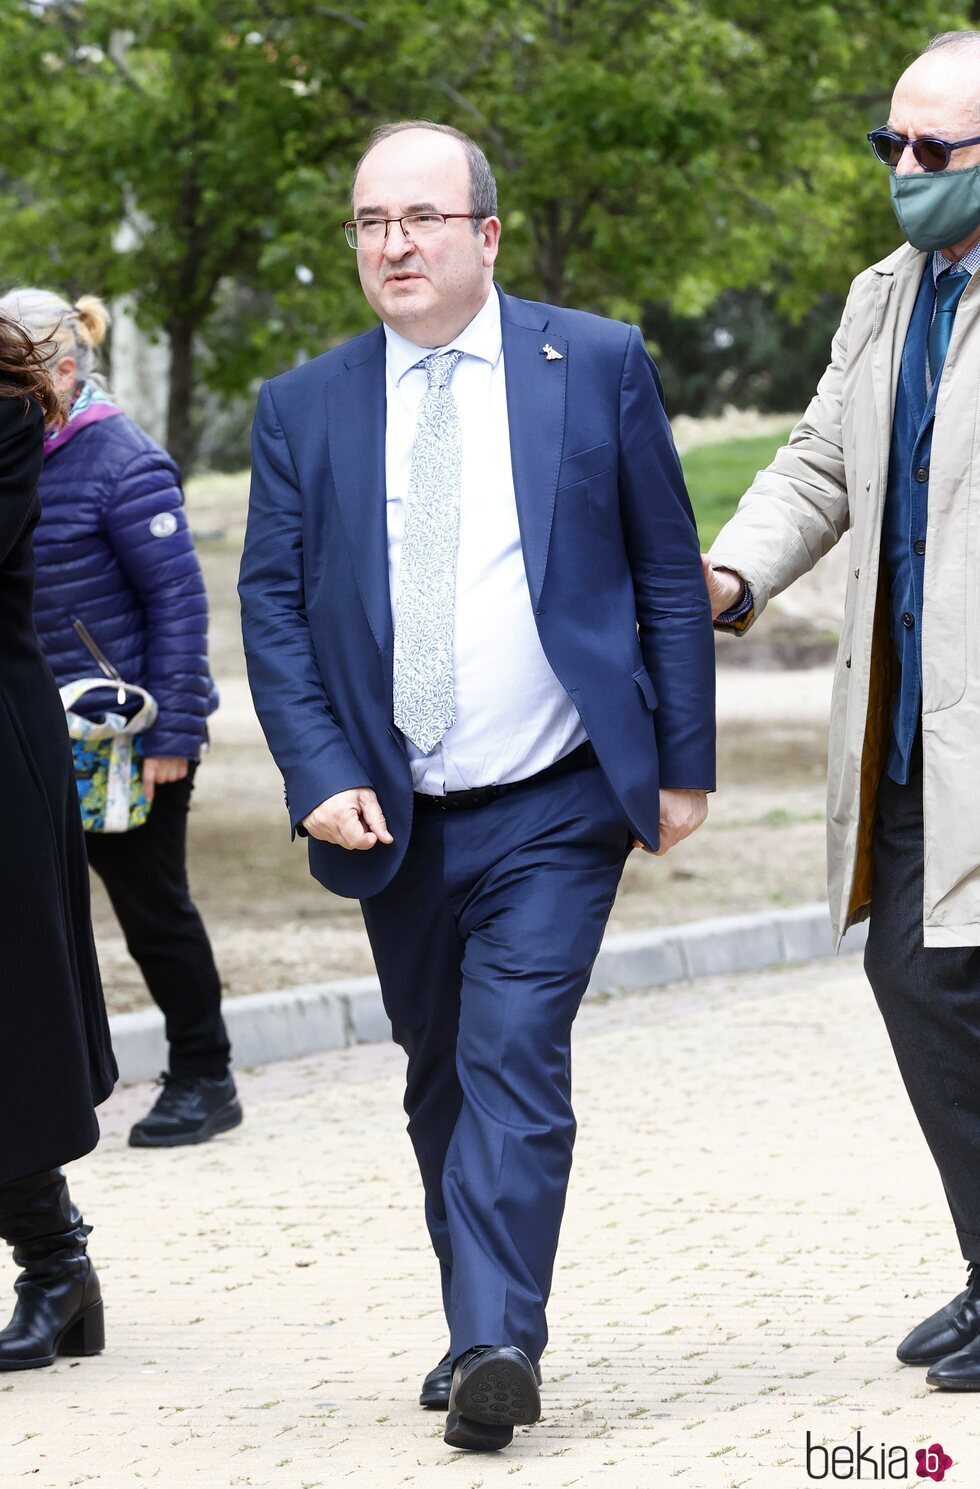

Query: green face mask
889 162 980 252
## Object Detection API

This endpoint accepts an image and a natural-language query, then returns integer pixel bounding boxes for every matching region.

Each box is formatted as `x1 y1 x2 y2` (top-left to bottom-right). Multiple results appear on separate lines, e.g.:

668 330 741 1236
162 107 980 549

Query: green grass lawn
681 428 792 547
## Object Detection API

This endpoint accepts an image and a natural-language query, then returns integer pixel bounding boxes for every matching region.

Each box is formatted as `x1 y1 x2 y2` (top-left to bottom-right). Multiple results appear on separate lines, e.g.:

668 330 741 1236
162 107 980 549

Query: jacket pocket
557 441 615 490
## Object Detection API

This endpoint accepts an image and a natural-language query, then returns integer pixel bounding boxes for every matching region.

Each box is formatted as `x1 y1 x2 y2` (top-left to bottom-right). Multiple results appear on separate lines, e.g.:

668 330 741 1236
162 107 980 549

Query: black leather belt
413 741 596 813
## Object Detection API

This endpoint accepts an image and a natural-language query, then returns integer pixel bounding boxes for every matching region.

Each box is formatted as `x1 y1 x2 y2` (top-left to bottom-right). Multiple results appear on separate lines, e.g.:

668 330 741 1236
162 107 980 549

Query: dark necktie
928 267 969 386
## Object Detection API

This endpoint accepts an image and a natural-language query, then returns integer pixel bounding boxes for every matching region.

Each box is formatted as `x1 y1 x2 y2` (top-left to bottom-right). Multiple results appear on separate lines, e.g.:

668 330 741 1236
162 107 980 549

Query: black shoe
897 1263 980 1365
129 1072 243 1148
0 1171 104 1371
421 1350 452 1408
927 1334 980 1390
444 1345 541 1451
422 1347 542 1410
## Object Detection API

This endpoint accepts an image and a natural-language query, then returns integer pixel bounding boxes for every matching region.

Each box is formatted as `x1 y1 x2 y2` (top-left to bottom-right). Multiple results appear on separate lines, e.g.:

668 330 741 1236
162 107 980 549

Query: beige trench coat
710 242 980 949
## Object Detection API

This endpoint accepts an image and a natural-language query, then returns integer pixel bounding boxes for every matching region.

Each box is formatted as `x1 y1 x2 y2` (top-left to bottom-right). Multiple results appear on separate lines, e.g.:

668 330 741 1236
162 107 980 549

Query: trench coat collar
869 241 928 278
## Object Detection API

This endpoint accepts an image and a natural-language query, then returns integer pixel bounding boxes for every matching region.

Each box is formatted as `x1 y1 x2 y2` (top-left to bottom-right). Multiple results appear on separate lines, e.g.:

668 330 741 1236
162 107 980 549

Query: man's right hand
301 788 394 850
701 555 745 621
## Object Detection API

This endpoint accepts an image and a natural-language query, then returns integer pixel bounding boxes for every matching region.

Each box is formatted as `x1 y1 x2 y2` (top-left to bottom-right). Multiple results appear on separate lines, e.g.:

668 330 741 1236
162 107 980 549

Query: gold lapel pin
542 343 563 361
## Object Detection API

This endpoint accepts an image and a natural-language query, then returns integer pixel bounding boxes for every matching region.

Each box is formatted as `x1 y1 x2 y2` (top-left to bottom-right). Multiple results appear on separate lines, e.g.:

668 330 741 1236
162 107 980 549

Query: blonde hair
0 288 111 389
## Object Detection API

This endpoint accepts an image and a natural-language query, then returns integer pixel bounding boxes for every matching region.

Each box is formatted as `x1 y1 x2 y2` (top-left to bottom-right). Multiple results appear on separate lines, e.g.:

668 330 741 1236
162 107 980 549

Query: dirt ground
90 473 839 1014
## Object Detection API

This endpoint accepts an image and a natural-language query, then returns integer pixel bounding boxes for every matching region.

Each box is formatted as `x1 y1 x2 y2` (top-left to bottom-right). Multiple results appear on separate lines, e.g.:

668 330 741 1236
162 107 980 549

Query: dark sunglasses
867 125 980 173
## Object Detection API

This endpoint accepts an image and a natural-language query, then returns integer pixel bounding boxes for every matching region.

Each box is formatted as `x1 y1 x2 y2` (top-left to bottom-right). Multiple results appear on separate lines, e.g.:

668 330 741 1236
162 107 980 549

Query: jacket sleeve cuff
287 778 374 840
714 581 755 634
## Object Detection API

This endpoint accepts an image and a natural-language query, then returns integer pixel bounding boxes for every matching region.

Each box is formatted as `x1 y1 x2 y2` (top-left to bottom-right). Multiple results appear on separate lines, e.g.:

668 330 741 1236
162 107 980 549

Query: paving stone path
4 958 975 1488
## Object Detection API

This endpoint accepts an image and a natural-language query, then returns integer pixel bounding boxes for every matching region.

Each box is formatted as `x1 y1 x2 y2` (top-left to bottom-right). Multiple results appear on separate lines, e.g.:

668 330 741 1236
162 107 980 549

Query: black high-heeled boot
0 1169 104 1370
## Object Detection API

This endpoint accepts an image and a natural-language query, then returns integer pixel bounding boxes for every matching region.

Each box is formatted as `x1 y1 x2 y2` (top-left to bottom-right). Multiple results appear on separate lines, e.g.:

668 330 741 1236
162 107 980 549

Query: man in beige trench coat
705 31 980 1389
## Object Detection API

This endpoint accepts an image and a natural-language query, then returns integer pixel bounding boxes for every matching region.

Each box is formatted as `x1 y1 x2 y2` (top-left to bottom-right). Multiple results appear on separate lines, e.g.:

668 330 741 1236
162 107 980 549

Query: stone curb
109 903 867 1085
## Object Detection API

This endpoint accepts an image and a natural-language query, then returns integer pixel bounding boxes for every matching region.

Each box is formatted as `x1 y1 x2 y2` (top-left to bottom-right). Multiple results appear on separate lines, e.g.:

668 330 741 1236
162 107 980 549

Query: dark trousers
83 764 230 1080
864 734 980 1261
361 761 631 1365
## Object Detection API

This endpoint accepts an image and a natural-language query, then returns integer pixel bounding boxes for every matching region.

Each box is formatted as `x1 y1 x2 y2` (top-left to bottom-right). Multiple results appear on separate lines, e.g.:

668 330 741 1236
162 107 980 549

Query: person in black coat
0 314 116 1370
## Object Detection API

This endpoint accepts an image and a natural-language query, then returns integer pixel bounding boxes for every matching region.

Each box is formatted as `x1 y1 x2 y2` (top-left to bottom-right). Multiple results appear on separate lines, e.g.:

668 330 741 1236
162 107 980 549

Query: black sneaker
128 1072 243 1148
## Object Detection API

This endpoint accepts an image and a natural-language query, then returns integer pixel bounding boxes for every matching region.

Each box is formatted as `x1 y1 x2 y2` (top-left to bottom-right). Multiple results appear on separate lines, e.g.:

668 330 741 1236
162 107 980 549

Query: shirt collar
933 240 980 282
384 286 501 385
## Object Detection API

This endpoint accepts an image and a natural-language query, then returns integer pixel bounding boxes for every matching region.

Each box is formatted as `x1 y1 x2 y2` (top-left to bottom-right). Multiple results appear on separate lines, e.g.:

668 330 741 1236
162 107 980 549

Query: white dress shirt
384 287 586 794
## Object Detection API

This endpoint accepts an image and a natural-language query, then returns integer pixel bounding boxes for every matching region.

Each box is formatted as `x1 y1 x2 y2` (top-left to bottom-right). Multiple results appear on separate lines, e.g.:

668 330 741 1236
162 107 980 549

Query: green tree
2 2 341 468
0 0 972 467
455 0 968 319
0 0 507 466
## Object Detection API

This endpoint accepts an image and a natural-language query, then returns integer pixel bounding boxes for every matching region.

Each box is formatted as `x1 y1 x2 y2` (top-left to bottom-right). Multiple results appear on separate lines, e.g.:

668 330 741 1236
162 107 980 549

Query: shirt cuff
714 580 754 633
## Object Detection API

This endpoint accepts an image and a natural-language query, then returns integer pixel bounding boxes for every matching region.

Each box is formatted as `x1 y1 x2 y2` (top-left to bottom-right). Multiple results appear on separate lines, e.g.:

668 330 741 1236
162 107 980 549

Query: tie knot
936 267 969 314
422 348 464 390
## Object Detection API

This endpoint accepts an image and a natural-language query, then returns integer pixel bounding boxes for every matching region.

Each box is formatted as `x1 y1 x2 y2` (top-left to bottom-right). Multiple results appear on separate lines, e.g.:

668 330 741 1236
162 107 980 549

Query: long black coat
0 395 116 1185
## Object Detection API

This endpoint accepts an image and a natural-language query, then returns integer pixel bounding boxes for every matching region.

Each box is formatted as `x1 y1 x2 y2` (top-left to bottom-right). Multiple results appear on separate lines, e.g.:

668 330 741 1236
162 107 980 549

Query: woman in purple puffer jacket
0 288 242 1149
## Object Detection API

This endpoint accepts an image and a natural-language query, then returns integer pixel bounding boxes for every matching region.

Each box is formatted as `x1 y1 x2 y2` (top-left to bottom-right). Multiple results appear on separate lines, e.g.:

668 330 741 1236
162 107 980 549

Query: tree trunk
538 200 567 307
165 318 195 474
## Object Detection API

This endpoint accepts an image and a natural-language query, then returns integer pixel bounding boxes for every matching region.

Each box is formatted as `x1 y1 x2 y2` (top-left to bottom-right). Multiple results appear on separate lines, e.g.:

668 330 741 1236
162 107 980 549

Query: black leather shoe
444 1345 541 1450
0 1171 104 1371
926 1334 980 1389
129 1072 243 1148
897 1263 980 1365
421 1350 452 1408
422 1347 542 1410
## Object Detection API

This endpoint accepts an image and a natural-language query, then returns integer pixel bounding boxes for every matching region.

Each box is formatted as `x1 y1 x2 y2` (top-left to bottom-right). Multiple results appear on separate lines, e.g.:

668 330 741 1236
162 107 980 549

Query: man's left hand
142 756 190 803
632 788 708 856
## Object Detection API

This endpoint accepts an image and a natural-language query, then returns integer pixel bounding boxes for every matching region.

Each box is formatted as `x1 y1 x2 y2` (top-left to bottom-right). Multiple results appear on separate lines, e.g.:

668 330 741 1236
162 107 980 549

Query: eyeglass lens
913 138 950 171
346 213 453 248
872 131 950 171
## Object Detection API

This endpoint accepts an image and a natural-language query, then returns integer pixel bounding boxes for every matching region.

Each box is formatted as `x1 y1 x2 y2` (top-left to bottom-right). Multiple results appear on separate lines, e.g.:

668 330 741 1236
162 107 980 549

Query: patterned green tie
928 267 969 386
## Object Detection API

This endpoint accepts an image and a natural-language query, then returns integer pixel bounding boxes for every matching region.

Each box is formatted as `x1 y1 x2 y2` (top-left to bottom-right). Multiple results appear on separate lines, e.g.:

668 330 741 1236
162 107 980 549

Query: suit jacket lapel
323 293 568 680
324 326 393 670
500 292 567 613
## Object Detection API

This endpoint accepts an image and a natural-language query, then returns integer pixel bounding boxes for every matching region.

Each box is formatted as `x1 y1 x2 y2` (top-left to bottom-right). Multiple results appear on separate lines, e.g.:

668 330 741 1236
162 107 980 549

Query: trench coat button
914 465 929 483
914 539 926 555
865 480 872 490
853 567 860 579
845 656 852 668
902 611 915 628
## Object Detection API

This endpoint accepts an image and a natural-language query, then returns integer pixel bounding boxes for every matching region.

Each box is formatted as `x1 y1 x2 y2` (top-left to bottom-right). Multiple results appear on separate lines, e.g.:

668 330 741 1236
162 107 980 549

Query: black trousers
83 763 230 1080
864 734 980 1261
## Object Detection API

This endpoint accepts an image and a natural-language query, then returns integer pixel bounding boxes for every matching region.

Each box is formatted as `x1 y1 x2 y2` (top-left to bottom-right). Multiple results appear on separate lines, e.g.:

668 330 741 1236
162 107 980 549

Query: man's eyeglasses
344 213 480 249
867 126 980 173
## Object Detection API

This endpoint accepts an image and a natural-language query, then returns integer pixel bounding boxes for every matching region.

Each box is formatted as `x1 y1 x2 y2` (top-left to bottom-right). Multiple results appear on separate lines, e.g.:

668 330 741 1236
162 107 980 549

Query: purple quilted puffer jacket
33 411 218 759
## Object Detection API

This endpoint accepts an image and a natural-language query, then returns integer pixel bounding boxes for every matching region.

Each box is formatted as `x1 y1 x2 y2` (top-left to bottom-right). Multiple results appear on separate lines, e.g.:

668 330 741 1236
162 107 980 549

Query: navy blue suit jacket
240 286 716 900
